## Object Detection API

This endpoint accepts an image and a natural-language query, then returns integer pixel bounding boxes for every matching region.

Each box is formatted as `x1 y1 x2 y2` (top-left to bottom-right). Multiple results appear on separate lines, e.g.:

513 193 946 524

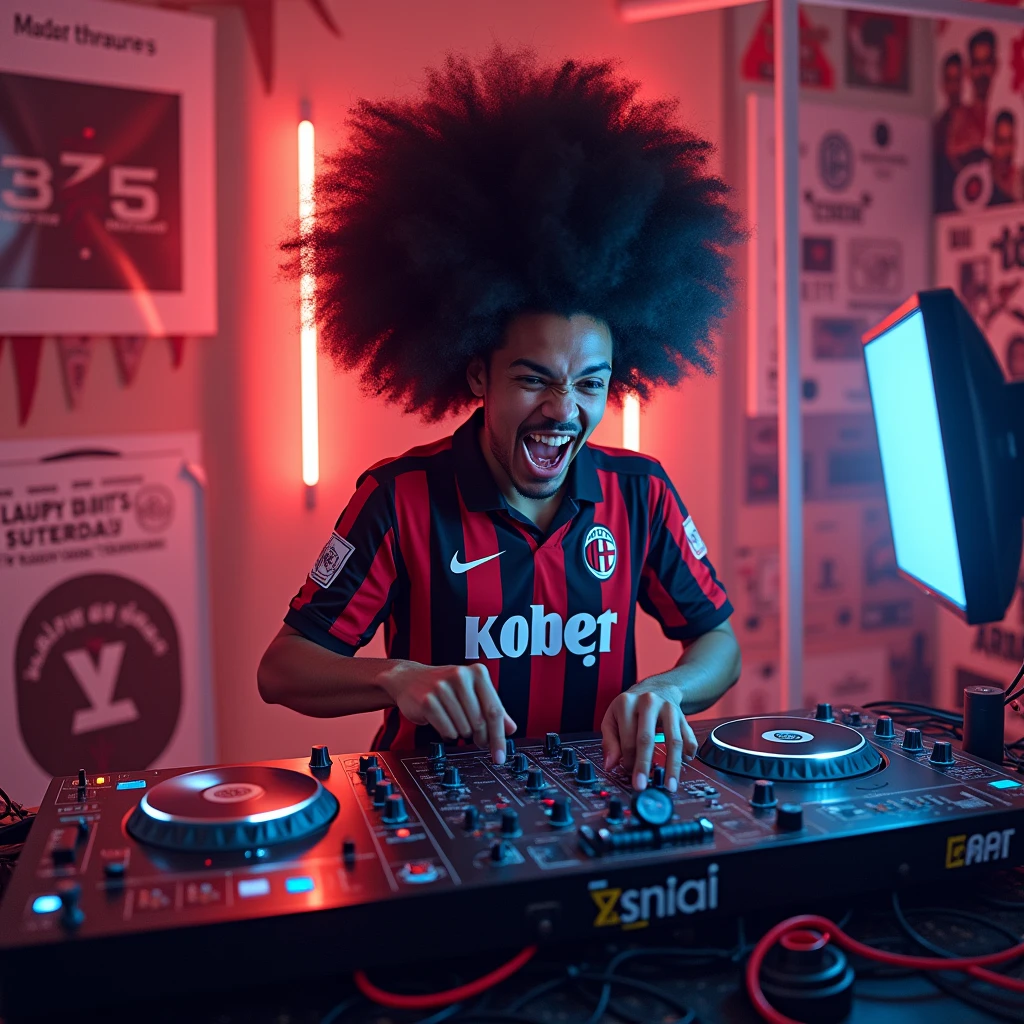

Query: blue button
117 780 146 790
32 895 62 914
285 876 315 894
989 779 1022 790
237 877 271 898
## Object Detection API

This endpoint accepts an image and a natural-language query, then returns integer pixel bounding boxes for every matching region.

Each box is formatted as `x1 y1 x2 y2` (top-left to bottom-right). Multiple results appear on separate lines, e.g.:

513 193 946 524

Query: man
933 52 963 213
946 30 996 177
991 110 1022 205
258 48 743 793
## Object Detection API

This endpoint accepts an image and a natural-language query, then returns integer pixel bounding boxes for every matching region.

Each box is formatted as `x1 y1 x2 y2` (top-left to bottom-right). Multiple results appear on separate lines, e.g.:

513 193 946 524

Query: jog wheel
697 717 883 782
127 766 339 851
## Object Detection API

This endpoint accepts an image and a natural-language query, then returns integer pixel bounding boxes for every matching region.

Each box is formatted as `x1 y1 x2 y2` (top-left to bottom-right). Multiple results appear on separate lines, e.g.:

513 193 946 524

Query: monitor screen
863 308 967 609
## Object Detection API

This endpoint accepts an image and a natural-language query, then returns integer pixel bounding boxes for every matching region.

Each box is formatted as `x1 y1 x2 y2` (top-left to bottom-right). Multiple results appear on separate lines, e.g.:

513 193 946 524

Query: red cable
745 914 1024 1024
353 945 538 1009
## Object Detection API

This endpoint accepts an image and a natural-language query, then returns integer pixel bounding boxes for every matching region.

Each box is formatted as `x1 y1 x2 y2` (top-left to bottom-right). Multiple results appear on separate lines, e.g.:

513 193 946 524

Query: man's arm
602 619 741 790
257 625 516 761
654 618 742 716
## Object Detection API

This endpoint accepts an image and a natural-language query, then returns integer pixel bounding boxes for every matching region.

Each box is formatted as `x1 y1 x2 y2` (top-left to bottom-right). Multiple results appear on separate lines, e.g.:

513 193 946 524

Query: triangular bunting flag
12 337 44 425
741 0 834 89
168 336 186 368
113 336 147 386
57 337 93 408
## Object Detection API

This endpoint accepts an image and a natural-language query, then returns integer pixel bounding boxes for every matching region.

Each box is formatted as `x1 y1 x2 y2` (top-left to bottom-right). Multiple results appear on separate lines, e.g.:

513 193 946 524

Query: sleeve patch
310 533 356 588
682 515 707 561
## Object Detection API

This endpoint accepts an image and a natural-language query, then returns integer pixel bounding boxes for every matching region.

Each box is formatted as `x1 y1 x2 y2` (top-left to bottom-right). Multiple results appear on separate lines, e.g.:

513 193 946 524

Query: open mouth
520 431 574 479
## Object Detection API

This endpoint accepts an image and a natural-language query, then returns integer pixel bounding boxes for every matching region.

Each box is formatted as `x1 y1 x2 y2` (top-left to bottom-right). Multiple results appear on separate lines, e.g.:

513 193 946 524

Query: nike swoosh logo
450 550 505 574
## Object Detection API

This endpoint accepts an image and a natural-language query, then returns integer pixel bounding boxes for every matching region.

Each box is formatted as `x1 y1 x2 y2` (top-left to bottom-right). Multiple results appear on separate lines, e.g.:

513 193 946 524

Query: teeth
527 434 571 447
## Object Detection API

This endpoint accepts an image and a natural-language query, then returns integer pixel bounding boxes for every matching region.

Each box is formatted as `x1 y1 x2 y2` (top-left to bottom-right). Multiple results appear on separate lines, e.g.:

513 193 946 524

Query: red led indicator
541 798 555 806
203 858 212 867
409 862 428 874
599 790 610 798
496 802 509 809
396 828 411 838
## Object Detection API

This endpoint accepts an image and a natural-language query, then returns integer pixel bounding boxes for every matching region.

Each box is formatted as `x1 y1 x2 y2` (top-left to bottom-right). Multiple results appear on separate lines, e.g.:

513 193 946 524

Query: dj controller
3 704 1024 1016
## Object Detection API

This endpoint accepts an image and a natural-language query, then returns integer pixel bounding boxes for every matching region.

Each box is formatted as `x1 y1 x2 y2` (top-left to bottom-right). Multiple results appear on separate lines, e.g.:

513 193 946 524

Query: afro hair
283 46 744 421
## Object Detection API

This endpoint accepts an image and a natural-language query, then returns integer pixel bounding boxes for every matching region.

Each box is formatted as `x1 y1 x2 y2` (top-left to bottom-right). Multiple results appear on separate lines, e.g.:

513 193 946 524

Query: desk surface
5 875 1023 1024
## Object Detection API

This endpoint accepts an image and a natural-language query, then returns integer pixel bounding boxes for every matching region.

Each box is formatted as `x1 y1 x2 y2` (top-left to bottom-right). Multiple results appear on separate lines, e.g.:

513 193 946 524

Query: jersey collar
453 407 604 513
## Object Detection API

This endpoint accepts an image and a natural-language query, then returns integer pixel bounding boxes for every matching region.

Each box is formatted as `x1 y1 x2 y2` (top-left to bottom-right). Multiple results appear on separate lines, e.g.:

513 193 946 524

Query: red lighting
83 126 95 139
203 858 212 867
396 828 411 838
599 790 610 798
495 802 508 809
541 798 555 806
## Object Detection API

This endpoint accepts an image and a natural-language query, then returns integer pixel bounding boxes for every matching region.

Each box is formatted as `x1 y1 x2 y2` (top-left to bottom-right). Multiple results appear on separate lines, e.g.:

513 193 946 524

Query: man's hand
601 678 697 791
380 661 515 764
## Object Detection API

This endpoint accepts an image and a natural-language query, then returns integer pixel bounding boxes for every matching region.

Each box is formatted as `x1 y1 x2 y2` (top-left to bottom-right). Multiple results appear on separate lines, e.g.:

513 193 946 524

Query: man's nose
540 385 579 423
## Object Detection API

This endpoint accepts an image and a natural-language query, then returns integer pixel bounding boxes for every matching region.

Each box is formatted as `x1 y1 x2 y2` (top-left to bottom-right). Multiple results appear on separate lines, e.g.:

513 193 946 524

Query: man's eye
580 380 605 391
519 377 544 386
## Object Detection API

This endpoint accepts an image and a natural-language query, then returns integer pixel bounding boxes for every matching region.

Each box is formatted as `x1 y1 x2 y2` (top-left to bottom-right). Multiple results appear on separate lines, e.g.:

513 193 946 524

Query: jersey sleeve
285 472 399 655
638 471 733 642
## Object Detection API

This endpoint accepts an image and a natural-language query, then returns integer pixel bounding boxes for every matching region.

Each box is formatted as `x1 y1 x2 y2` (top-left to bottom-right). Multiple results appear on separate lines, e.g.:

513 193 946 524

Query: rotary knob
606 796 625 823
511 752 529 774
549 798 573 828
358 754 378 776
57 881 84 930
365 766 385 790
902 728 924 753
342 837 356 865
874 715 895 740
930 740 955 766
442 766 462 788
650 766 665 788
815 702 834 722
576 760 597 785
560 748 579 771
382 794 409 824
103 860 126 882
429 741 445 760
309 744 332 769
372 781 394 807
505 738 516 758
526 768 546 792
846 710 863 727
490 840 513 864
751 779 777 809
545 732 561 755
500 809 521 836
776 803 803 831
463 805 480 831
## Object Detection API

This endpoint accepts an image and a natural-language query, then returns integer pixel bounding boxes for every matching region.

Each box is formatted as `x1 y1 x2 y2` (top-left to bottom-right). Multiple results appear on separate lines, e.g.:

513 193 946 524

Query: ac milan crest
583 525 617 580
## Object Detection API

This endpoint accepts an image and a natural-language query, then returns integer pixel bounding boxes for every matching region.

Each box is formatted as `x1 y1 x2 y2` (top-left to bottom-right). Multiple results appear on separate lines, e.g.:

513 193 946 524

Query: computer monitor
862 288 1024 624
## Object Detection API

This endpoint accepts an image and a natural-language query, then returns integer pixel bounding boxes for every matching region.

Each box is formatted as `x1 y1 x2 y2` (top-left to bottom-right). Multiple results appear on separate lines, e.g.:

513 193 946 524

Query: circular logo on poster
583 525 617 580
762 729 814 744
953 159 993 211
15 574 182 777
204 784 265 804
134 484 175 533
819 133 854 191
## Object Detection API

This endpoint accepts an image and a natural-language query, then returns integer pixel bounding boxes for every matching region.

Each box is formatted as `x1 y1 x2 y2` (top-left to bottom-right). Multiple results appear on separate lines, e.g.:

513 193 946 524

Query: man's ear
466 355 487 399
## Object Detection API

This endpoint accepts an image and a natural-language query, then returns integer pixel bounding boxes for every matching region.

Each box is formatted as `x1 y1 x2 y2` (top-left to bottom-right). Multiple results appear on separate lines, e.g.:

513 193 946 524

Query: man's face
943 62 962 105
470 313 613 501
993 119 1016 169
969 41 996 101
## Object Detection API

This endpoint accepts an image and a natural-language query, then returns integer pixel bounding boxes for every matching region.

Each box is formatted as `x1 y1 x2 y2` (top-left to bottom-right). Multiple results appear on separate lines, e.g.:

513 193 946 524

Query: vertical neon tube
298 118 319 492
623 393 640 451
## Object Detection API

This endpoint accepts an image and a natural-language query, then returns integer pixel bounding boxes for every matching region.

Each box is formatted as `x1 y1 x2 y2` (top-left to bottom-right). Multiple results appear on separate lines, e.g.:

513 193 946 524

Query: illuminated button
399 861 439 884
990 779 1023 790
95 777 106 785
285 876 315 894
237 878 271 898
32 895 62 914
116 780 146 790
395 828 411 838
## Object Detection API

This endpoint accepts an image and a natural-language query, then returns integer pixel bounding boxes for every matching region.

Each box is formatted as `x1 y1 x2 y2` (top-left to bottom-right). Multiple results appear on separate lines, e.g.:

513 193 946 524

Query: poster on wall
933 19 1024 215
0 0 215 335
0 432 214 806
844 12 911 93
746 93 930 415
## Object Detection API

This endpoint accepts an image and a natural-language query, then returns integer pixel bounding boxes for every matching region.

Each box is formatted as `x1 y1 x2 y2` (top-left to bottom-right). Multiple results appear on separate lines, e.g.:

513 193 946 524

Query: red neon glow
298 118 319 487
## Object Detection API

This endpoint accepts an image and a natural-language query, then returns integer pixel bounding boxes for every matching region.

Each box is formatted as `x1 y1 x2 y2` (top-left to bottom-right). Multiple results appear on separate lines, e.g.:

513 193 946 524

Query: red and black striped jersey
286 408 732 749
